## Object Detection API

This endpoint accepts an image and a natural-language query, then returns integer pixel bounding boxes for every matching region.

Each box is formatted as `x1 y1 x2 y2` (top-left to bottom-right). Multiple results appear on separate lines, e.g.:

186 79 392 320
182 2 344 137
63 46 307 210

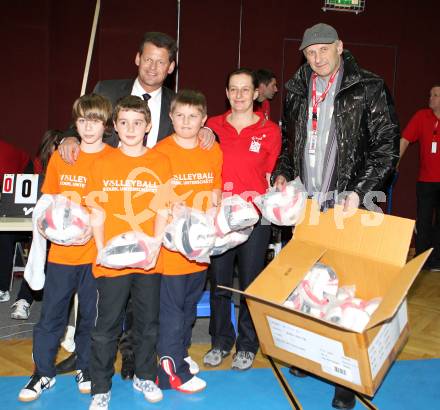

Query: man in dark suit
56 31 214 380
93 80 174 147
60 32 177 154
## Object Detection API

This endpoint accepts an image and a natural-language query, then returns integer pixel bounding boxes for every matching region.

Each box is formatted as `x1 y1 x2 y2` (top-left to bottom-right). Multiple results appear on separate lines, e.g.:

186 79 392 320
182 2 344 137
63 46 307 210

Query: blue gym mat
2 368 290 410
281 358 440 409
2 359 439 409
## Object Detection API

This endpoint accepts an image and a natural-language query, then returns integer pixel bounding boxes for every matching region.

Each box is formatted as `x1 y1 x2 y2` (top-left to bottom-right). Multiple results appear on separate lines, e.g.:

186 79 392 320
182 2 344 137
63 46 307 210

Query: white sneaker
0 290 10 303
133 375 163 403
177 376 207 393
89 392 111 410
184 356 200 375
11 299 30 320
18 374 56 402
75 369 91 394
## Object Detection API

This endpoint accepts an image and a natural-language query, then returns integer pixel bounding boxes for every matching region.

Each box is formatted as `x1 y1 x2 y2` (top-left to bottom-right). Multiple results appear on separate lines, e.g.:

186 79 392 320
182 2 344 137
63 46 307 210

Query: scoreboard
0 174 43 217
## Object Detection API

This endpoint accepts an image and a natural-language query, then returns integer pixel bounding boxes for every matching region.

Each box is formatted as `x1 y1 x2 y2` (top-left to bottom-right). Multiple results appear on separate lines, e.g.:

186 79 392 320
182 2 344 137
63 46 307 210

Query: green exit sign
323 0 364 13
327 0 358 5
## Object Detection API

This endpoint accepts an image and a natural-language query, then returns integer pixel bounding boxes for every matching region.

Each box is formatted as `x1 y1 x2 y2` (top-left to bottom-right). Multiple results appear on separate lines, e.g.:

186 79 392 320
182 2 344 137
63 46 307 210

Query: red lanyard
311 69 339 132
434 120 439 136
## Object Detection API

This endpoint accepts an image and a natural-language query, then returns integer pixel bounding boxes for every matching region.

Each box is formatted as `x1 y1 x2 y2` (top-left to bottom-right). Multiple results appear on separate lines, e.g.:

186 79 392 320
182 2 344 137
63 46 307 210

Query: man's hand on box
342 191 360 212
274 175 287 191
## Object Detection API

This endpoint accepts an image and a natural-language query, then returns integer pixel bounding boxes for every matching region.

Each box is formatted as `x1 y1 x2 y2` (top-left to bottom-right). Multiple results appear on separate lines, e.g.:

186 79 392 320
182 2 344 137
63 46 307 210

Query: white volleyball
40 196 90 245
100 231 158 269
297 263 339 309
215 195 259 236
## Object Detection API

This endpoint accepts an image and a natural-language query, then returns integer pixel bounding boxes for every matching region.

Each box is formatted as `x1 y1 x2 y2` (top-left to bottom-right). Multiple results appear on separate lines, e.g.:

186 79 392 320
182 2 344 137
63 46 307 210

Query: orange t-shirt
88 148 173 278
42 145 114 265
153 135 223 275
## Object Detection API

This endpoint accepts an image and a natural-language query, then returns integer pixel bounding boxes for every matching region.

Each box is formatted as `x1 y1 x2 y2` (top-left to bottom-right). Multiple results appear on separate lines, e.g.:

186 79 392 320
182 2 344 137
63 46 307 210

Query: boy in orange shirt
18 94 114 402
87 96 172 410
153 90 222 393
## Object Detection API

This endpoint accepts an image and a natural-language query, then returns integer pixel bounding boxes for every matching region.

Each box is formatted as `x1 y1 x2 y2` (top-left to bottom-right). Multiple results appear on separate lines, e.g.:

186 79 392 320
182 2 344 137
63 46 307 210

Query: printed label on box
368 300 408 379
267 316 361 385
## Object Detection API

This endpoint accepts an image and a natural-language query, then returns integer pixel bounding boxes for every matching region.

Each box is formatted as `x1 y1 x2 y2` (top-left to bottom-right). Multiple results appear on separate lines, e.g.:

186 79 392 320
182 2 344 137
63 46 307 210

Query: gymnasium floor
1 269 439 410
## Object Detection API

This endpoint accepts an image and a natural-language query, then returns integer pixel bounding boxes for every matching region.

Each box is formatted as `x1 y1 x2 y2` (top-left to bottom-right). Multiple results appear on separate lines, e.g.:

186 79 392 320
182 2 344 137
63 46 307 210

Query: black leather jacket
273 50 400 202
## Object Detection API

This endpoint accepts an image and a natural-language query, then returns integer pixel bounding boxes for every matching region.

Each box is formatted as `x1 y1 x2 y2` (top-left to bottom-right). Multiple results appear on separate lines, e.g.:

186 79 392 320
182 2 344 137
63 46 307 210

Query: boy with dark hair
87 95 172 410
153 89 223 393
18 94 114 402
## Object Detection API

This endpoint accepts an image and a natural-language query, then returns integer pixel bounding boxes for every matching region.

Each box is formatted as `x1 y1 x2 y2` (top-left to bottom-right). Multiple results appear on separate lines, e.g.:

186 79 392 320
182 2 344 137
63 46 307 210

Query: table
0 217 33 232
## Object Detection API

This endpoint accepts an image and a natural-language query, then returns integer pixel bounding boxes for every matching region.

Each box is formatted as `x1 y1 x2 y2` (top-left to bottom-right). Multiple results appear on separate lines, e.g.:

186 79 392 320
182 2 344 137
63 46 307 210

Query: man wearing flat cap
273 23 400 409
274 23 399 212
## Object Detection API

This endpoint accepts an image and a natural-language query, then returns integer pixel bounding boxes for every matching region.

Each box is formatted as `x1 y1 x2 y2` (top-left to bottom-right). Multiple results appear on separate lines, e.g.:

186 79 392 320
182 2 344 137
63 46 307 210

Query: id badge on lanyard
309 69 338 157
308 129 317 168
309 130 318 155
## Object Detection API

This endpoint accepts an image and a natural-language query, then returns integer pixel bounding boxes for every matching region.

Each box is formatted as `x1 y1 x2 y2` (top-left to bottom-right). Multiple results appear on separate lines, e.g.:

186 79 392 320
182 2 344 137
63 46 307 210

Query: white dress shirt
131 78 162 148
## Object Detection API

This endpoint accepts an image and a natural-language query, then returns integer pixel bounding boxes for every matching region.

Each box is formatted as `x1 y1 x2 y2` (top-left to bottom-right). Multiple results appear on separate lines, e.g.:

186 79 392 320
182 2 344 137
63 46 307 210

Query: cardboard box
225 200 430 396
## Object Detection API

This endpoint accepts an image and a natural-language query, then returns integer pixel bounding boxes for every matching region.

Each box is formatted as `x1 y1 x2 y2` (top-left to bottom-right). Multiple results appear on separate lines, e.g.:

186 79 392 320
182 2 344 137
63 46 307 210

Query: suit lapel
157 87 174 141
119 79 135 100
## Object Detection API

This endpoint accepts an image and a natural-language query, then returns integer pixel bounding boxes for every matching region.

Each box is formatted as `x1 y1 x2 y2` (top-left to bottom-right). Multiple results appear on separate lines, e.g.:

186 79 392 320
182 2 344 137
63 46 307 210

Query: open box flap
366 250 431 329
244 240 326 304
295 200 415 268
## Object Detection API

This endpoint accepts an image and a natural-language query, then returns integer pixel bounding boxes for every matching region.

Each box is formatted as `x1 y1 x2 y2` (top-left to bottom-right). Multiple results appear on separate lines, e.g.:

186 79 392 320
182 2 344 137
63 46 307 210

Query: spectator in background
10 130 62 320
254 68 278 120
0 139 32 303
33 130 63 174
400 85 440 271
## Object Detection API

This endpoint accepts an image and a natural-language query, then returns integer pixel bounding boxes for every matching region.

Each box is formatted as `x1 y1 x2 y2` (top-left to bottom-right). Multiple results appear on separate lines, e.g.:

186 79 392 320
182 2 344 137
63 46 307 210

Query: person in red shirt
203 68 281 371
253 68 278 121
400 84 440 270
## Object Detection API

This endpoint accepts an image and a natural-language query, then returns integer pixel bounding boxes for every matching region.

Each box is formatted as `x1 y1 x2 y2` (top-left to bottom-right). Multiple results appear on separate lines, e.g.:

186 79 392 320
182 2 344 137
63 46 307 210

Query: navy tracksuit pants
90 273 161 394
208 223 271 353
157 270 207 389
33 262 97 377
